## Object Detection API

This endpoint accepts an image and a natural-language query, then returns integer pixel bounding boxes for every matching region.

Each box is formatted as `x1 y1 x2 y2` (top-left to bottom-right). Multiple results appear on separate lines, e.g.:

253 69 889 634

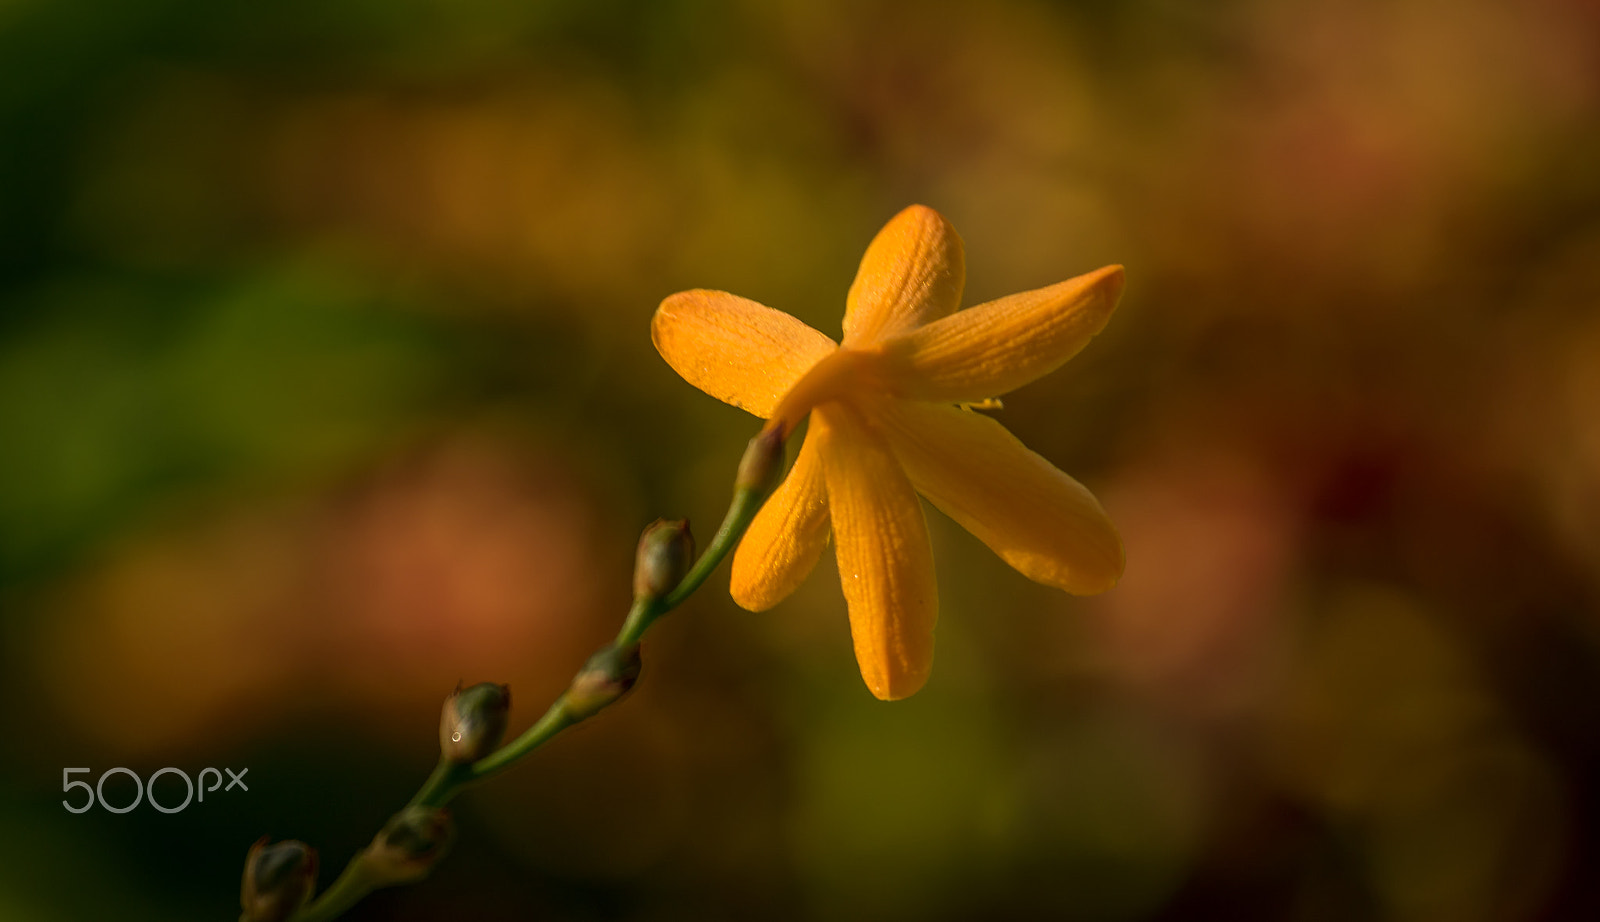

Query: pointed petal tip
728 579 776 613
648 293 675 346
864 665 931 701
649 289 708 354
899 205 963 250
1072 265 1125 312
1047 524 1125 595
653 287 700 315
895 203 949 225
879 262 1126 403
730 532 817 613
1064 533 1126 596
1094 264 1126 302
1070 566 1123 597
857 645 933 699
844 205 966 345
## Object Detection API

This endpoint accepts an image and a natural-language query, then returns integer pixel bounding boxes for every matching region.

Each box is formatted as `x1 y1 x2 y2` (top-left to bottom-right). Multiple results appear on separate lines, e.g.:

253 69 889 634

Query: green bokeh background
3 1 1599 919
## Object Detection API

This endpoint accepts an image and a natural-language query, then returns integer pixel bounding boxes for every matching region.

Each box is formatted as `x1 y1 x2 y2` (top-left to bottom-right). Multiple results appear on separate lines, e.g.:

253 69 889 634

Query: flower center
765 346 885 438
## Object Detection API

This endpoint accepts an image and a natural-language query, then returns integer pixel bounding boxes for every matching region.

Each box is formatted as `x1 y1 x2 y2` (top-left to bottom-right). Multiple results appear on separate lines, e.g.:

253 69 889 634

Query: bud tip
736 426 786 495
566 645 643 719
361 806 455 887
241 837 317 922
633 517 694 601
440 682 512 764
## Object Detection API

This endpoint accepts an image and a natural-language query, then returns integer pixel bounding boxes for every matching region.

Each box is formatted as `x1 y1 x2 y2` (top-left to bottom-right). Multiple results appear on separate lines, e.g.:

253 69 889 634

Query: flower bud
633 518 694 601
439 682 511 764
736 426 786 496
362 806 454 887
241 836 317 922
565 645 642 720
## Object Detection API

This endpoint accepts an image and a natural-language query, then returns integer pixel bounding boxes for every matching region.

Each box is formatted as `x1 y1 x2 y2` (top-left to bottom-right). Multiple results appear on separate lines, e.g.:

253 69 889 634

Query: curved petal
842 205 965 348
653 290 837 418
818 403 938 700
881 265 1124 403
876 400 1123 594
731 424 831 611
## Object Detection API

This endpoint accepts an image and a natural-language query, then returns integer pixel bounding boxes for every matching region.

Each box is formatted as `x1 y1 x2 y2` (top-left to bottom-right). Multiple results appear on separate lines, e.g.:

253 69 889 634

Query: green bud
361 806 454 887
440 682 511 764
565 645 642 720
633 518 694 601
736 426 786 496
240 836 317 922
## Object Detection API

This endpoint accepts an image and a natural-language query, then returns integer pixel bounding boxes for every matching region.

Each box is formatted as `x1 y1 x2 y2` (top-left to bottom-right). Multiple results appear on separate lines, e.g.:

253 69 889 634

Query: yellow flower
652 205 1125 699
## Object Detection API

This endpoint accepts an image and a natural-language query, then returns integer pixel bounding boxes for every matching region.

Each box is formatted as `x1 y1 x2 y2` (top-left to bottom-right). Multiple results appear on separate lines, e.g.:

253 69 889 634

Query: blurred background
3 0 1598 919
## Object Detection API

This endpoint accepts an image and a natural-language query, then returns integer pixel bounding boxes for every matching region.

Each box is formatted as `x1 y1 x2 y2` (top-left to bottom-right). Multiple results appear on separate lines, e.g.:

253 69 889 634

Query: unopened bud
362 806 454 887
633 518 694 601
241 836 317 922
439 682 511 764
565 645 642 720
736 426 786 495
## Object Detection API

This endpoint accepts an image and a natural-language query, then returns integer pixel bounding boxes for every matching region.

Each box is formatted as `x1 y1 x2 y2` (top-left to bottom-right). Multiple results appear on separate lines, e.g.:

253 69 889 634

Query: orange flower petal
842 205 966 348
882 265 1124 402
876 399 1123 594
731 425 831 611
653 290 837 419
819 403 938 700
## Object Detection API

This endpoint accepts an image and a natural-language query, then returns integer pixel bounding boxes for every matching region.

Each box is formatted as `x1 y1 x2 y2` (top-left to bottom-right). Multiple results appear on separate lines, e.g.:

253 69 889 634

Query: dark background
3 1 1599 919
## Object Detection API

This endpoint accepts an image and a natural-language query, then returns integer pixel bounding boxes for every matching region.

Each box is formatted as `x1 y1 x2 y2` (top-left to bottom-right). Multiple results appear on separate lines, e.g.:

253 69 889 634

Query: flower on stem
241 837 317 922
652 205 1125 700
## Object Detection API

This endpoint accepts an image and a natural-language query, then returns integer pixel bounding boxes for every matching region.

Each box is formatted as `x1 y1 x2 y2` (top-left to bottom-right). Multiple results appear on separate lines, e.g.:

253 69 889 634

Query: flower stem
283 860 378 922
406 761 470 810
662 483 767 611
462 696 577 784
281 439 781 922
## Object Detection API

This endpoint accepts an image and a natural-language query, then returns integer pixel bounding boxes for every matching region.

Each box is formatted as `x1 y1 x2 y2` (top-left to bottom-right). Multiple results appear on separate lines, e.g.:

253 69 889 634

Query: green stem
285 860 377 922
461 480 766 787
612 597 659 657
662 484 766 611
463 696 577 784
283 468 777 922
614 482 764 648
406 761 469 810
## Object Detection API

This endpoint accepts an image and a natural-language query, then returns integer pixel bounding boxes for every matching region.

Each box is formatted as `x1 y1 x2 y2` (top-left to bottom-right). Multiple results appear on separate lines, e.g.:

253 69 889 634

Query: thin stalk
282 861 377 922
462 697 577 784
282 444 779 922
